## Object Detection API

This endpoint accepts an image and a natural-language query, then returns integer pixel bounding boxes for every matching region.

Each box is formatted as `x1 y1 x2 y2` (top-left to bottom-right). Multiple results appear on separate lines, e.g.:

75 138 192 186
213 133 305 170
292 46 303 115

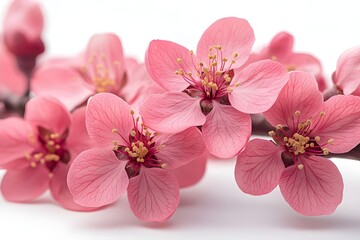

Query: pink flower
31 34 152 110
67 93 205 221
246 32 327 92
235 71 360 216
332 46 360 95
3 0 44 57
0 97 94 211
140 17 289 158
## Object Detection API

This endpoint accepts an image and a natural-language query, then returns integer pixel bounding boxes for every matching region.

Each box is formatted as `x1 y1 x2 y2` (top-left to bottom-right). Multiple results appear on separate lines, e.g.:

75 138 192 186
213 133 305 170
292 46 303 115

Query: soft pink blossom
67 93 205 221
332 46 360 95
3 0 44 57
140 17 289 158
0 97 95 211
31 34 152 110
235 71 360 216
246 32 327 92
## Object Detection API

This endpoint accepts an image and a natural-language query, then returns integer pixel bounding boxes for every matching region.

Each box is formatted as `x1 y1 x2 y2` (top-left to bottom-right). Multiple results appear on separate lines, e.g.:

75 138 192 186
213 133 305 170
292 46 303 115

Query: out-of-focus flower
140 17 289 158
67 93 206 221
3 0 44 58
31 33 152 110
0 97 95 211
235 71 360 216
246 32 327 92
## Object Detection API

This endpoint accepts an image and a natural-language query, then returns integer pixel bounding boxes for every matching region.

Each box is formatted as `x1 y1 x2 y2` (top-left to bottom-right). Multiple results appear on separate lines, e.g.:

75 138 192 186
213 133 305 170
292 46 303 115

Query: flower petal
202 102 251 158
235 139 284 195
140 92 206 133
66 107 93 159
312 95 360 153
85 33 125 88
67 148 129 207
1 166 49 202
264 71 323 127
334 46 360 95
50 162 97 211
229 60 289 114
196 17 254 69
86 93 133 149
279 155 343 216
266 32 294 61
127 167 180 222
31 66 93 110
0 117 34 165
145 40 194 91
169 150 207 188
25 96 71 134
154 127 205 169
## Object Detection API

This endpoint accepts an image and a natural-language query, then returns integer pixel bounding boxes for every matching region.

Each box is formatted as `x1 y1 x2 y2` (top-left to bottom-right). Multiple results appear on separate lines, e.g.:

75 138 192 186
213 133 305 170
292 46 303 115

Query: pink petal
67 148 129 207
127 167 180 222
4 0 44 57
1 157 29 170
140 92 206 133
286 53 327 92
229 60 289 114
235 139 284 195
1 166 49 202
50 162 97 211
264 71 323 127
169 150 207 188
85 33 125 89
197 17 254 69
0 117 34 165
202 102 251 158
279 155 343 216
86 93 133 148
154 127 205 169
25 97 71 134
31 66 93 110
311 95 360 153
266 32 294 61
66 107 94 159
145 40 194 91
334 46 360 95
0 40 27 96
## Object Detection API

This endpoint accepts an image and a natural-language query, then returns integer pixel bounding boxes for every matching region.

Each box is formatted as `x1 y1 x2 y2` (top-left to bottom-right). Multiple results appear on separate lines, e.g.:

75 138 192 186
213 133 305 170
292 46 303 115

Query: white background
1 0 360 239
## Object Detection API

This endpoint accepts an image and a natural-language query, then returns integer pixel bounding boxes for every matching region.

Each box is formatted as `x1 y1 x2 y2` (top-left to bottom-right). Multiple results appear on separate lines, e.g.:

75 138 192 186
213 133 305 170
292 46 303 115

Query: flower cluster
1 0 360 222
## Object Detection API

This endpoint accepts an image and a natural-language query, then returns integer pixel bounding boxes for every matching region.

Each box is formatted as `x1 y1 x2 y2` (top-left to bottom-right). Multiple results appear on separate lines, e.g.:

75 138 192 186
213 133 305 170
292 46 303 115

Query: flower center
175 45 240 103
112 111 165 178
269 110 332 168
26 127 70 177
81 53 122 93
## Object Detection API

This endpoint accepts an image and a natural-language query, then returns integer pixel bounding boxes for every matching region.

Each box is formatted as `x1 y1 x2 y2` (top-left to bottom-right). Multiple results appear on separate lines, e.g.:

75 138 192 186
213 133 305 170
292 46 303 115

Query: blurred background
0 0 360 239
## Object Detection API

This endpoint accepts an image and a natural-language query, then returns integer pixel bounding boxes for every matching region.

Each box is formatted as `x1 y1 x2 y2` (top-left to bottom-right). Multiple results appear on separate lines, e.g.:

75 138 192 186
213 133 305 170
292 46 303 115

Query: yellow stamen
297 164 304 170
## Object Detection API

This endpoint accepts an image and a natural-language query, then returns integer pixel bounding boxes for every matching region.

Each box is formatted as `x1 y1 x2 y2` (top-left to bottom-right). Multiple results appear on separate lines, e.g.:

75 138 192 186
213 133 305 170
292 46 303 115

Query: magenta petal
0 117 34 165
312 95 360 153
202 102 251 158
1 166 49 202
66 107 93 159
127 167 180 222
86 93 133 148
229 60 289 114
25 97 71 134
279 155 343 216
197 17 255 69
170 150 207 188
50 162 97 211
140 92 206 133
146 40 194 91
67 148 129 207
264 71 323 127
31 66 93 110
154 127 205 169
235 139 284 195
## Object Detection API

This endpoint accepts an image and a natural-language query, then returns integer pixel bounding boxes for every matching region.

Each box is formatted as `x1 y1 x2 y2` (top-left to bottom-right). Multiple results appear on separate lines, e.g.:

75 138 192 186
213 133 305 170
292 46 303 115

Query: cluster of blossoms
1 0 360 222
